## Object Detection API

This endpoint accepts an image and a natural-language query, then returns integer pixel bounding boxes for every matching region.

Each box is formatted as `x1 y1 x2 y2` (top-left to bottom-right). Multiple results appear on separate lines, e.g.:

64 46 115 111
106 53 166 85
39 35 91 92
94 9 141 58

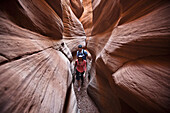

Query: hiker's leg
81 71 85 86
76 70 80 86
77 79 81 91
85 59 89 82
76 70 81 91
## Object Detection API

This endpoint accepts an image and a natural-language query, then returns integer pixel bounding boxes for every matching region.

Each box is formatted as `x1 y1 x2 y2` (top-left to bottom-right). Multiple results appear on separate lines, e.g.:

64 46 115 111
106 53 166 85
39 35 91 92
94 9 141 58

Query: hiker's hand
83 73 85 78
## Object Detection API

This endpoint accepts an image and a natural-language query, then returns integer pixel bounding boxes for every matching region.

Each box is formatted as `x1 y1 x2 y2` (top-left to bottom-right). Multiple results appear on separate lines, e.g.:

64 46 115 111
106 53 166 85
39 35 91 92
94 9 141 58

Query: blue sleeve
76 51 79 57
84 50 88 55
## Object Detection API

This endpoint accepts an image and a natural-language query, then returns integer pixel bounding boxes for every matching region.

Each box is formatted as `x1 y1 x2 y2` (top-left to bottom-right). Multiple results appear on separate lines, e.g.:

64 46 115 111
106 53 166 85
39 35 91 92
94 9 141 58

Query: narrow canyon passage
0 0 170 113
73 76 99 113
71 53 99 112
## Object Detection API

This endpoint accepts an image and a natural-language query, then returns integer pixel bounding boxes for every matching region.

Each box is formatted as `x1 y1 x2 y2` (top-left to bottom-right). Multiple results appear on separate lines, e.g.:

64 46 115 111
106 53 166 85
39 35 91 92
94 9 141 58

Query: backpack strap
83 49 87 56
83 49 84 55
76 51 79 57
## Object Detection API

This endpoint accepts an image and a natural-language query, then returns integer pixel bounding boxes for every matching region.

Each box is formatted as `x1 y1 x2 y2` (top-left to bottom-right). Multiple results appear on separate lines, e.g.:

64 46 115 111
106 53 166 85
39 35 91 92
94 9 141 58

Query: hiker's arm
85 50 90 60
76 51 79 59
74 61 77 73
85 50 88 57
83 61 87 77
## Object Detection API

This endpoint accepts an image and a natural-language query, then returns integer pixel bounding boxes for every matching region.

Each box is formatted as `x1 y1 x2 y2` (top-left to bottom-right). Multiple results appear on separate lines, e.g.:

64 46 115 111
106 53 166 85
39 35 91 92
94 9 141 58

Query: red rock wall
87 0 170 113
79 0 93 37
0 0 85 112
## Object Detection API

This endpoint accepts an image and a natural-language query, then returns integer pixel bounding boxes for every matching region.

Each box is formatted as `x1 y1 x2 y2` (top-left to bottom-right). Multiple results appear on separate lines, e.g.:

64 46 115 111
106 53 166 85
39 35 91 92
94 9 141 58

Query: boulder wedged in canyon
87 0 170 113
0 0 86 113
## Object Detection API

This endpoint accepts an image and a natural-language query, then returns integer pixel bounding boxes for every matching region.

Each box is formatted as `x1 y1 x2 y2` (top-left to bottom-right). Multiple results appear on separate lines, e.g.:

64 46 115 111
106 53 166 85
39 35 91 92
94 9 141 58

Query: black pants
76 70 84 85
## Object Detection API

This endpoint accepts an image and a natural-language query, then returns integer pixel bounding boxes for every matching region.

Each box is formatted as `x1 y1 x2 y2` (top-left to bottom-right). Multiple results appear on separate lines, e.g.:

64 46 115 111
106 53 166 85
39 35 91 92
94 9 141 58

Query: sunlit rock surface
1 0 170 112
79 0 93 36
70 0 84 19
87 0 170 113
62 0 86 52
0 0 85 113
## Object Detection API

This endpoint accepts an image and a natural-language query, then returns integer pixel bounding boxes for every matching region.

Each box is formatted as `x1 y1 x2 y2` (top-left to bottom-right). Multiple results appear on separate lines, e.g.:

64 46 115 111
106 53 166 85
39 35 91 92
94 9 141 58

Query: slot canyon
0 0 170 113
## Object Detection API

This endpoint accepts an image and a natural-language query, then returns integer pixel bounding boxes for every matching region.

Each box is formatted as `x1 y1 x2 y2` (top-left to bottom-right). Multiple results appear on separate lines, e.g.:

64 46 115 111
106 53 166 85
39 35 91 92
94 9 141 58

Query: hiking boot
78 87 81 91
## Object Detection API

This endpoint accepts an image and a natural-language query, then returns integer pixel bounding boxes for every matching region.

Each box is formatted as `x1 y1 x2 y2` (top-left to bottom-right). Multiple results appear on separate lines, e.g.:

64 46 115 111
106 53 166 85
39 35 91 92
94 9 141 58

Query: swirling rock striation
79 0 93 36
87 0 170 113
0 0 85 113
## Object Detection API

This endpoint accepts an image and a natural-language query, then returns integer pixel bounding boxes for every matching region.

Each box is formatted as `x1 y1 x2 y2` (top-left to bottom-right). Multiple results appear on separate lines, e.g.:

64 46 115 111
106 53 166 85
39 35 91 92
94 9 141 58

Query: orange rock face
1 0 170 113
87 0 170 113
79 0 93 36
70 0 84 19
0 0 85 113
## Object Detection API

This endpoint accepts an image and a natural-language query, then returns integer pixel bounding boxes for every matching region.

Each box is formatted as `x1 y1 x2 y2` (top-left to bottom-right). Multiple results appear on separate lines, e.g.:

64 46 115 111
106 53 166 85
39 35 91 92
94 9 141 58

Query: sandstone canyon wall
87 0 170 113
79 0 93 37
1 0 170 113
0 0 85 113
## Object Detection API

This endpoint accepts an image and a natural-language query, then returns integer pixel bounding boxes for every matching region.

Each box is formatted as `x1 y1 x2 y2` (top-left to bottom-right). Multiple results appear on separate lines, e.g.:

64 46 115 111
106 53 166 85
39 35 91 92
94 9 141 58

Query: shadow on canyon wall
0 0 170 113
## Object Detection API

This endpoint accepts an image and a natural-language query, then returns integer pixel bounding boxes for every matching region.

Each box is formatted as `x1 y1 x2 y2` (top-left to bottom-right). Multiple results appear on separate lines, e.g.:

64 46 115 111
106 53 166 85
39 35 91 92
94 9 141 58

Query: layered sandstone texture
87 0 170 113
79 0 93 37
0 0 86 113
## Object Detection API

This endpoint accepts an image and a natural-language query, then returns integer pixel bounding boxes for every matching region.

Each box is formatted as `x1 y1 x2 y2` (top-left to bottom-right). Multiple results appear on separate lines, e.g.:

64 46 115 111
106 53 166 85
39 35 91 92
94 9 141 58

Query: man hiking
76 45 88 61
74 55 87 91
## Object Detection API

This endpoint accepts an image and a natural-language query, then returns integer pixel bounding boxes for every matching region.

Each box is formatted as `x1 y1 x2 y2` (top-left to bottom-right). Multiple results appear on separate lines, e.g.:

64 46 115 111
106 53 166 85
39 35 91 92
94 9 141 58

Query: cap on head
78 45 82 48
78 55 83 58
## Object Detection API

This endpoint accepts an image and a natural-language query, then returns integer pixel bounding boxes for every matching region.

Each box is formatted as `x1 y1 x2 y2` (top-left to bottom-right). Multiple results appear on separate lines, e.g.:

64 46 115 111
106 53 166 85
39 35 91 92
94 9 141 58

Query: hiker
76 45 92 81
74 55 86 91
77 45 88 61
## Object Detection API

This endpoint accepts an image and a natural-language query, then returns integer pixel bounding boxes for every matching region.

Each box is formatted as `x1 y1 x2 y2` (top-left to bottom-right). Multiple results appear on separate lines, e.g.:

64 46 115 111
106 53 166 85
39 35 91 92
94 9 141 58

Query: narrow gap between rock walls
70 45 99 113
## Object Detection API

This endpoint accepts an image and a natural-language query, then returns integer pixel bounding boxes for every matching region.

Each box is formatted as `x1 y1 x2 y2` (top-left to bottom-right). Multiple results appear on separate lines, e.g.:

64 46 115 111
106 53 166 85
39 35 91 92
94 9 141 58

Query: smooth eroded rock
87 0 170 113
0 0 86 112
